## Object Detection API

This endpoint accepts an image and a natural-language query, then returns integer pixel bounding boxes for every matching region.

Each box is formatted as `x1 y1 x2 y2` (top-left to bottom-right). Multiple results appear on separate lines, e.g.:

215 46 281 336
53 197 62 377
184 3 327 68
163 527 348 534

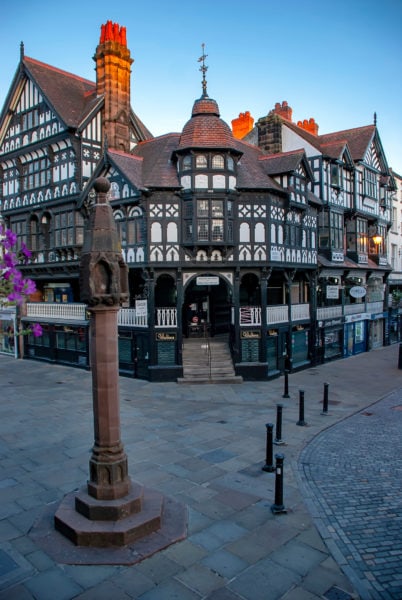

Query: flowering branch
0 224 42 337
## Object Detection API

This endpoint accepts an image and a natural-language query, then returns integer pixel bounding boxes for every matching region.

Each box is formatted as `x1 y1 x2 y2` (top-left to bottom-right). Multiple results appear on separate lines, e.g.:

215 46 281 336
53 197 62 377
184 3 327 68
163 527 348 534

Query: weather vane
198 43 208 97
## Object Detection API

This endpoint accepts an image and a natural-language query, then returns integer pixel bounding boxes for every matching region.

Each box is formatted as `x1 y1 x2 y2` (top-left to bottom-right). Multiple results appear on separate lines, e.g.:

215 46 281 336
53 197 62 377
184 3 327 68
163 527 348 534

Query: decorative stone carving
80 177 128 306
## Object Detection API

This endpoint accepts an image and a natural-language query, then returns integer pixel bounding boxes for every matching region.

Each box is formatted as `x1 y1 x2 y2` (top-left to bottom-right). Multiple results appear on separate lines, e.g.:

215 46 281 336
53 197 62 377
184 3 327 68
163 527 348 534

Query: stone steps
178 337 243 384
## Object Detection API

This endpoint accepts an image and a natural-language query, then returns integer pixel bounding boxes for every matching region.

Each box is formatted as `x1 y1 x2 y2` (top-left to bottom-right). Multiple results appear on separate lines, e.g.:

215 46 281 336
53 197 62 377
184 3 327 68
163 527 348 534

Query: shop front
368 313 386 350
318 317 344 361
344 314 368 356
0 308 17 357
291 326 310 370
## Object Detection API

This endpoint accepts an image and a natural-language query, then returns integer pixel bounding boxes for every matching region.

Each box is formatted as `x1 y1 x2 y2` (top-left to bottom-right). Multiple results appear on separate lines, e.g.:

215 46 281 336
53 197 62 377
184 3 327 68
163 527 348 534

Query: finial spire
374 112 377 126
20 42 24 61
197 43 208 97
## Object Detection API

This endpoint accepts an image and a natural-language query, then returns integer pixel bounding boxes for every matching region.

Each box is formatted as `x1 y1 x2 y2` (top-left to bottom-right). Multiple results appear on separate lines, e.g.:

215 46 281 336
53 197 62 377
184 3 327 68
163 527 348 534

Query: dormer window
227 156 234 171
212 154 224 169
196 155 207 168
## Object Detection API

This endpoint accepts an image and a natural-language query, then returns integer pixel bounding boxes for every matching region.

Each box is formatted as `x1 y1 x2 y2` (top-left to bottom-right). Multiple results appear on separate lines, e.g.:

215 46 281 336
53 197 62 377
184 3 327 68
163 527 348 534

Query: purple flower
30 323 43 337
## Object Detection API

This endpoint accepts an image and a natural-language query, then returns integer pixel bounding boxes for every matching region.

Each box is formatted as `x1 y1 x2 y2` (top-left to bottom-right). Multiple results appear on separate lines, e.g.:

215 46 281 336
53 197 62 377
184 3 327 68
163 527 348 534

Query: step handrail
203 324 212 380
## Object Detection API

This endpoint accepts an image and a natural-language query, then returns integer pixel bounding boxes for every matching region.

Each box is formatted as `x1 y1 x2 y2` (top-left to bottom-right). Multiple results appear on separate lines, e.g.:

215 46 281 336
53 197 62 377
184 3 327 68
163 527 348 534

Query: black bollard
271 454 287 514
274 404 285 445
321 382 329 415
282 369 290 398
262 423 275 472
399 343 402 370
296 389 307 426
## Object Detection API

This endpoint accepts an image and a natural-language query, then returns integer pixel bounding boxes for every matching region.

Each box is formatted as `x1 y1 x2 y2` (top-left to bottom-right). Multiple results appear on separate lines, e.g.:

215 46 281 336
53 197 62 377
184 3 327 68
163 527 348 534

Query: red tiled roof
23 56 153 141
178 96 238 151
258 149 306 175
132 134 181 188
233 140 284 191
282 119 376 163
108 150 144 189
319 126 375 162
24 57 96 128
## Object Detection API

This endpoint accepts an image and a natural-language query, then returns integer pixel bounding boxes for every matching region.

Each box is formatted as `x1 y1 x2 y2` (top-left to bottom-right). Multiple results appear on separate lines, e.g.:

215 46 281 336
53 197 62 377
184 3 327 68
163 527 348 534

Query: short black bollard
296 389 307 426
262 423 275 472
321 382 329 415
282 369 290 398
399 343 402 370
271 454 287 514
274 404 285 445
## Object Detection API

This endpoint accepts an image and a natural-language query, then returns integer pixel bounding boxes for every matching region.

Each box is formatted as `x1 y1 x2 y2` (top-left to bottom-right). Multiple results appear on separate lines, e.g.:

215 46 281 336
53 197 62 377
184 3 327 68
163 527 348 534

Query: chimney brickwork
231 111 254 139
94 21 133 153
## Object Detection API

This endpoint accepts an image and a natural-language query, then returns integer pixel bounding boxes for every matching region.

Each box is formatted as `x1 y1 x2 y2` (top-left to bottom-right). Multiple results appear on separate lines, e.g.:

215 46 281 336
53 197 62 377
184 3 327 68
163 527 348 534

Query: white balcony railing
118 308 147 327
291 303 310 321
366 301 384 314
239 306 261 326
155 307 177 328
26 302 87 321
316 305 343 320
344 303 366 315
241 304 310 326
266 305 288 324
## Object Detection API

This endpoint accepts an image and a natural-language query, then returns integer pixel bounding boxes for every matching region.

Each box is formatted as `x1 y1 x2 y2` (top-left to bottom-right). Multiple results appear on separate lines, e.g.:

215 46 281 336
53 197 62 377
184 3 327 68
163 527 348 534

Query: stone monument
53 178 186 553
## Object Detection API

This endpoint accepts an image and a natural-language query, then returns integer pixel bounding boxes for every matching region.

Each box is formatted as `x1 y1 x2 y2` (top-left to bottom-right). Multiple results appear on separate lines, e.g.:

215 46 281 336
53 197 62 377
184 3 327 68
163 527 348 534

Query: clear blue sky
2 0 402 174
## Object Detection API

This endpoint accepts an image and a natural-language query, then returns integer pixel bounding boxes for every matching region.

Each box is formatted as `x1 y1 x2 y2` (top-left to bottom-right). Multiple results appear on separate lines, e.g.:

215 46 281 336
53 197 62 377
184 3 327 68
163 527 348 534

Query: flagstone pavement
0 344 401 600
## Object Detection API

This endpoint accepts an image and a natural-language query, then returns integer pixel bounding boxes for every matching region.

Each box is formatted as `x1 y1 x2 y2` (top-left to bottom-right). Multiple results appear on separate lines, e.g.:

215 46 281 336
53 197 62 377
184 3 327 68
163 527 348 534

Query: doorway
183 275 232 337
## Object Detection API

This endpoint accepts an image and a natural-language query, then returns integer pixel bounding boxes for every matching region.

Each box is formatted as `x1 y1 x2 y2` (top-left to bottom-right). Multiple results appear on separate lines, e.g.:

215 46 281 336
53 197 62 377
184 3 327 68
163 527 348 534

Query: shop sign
156 332 176 341
349 286 366 298
323 318 343 327
240 330 261 339
196 276 219 286
371 313 386 320
344 313 370 323
326 285 339 299
135 299 147 316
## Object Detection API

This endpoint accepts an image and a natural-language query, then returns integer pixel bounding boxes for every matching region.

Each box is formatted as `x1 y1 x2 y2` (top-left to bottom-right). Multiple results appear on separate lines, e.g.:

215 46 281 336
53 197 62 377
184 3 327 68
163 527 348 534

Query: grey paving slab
0 345 401 599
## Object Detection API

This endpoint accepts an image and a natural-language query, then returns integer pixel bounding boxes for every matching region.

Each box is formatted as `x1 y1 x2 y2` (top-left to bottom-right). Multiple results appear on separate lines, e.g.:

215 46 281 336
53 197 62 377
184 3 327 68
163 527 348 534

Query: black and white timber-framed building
0 21 397 379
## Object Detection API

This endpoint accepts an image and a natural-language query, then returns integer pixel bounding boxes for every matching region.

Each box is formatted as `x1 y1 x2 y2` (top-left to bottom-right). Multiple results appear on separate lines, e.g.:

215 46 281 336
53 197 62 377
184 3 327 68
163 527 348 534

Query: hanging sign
135 299 148 316
326 286 339 299
349 286 366 299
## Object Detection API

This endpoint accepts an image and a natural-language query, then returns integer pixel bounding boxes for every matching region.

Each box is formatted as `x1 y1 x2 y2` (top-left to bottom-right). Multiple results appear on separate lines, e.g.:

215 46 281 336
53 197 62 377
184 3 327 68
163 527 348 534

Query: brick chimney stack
272 101 293 122
231 111 254 139
297 118 319 136
94 21 133 153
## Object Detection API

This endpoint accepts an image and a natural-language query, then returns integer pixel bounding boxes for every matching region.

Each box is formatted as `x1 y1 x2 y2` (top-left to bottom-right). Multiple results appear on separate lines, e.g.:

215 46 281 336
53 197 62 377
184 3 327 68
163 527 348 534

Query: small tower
94 20 133 152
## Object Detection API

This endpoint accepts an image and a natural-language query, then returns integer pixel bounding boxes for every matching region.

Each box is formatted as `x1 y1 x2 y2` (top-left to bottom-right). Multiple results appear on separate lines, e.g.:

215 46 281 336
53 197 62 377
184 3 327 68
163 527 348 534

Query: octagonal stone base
55 485 163 547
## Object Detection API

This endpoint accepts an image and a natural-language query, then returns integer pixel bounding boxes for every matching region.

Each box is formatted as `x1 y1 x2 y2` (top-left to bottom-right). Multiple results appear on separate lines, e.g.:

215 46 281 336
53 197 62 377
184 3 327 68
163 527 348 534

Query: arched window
128 207 144 244
113 210 126 246
212 154 224 169
240 222 250 242
196 155 207 169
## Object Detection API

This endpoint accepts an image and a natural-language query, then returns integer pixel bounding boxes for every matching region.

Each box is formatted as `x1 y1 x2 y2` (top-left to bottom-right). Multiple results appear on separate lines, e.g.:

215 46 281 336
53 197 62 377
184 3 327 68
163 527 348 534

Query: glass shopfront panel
266 334 278 372
0 317 16 356
324 328 342 359
292 329 309 365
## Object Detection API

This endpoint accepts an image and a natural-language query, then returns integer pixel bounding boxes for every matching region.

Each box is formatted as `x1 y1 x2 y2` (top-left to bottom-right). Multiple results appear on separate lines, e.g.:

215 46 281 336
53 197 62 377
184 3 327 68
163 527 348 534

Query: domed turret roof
178 94 239 151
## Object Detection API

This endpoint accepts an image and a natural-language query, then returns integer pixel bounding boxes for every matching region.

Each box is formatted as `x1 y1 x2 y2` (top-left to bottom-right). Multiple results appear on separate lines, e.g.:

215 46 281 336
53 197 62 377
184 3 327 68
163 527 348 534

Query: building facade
241 101 395 358
387 170 402 343
0 22 397 379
